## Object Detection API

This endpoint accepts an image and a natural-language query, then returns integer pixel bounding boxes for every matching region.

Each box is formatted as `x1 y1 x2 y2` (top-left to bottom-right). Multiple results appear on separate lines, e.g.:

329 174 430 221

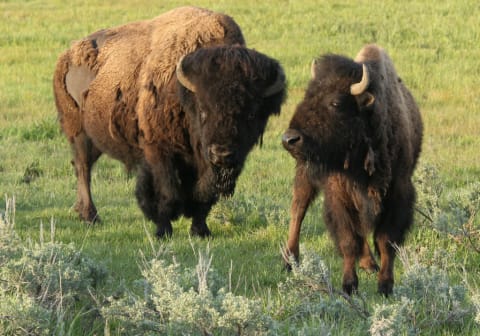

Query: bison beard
212 167 238 197
195 166 239 199
282 44 423 297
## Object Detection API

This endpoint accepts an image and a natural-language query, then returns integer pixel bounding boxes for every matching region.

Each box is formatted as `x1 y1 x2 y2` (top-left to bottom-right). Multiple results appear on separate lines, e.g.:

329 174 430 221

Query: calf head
283 55 376 175
177 46 286 196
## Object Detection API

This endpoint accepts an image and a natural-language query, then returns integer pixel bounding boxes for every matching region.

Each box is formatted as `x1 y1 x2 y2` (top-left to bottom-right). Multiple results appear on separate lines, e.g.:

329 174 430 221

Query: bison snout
282 129 303 150
208 144 235 167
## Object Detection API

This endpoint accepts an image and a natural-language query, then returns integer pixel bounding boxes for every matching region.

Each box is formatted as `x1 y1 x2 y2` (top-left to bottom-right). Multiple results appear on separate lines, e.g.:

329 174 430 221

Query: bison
53 6 286 238
282 44 423 296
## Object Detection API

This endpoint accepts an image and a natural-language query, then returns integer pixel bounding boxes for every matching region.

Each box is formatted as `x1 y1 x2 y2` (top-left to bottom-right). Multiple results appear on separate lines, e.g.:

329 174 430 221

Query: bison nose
208 144 235 167
282 129 302 148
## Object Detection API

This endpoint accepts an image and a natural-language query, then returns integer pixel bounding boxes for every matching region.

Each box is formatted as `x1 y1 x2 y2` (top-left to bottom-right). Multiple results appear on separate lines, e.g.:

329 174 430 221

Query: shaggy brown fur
282 44 423 296
53 7 285 236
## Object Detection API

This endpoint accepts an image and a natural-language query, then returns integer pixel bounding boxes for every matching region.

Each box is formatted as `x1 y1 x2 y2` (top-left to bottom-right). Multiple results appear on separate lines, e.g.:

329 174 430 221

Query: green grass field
1 1 479 335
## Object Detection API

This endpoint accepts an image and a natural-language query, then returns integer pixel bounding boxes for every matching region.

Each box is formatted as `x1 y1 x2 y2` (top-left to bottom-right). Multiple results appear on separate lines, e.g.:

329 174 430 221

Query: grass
0 0 479 334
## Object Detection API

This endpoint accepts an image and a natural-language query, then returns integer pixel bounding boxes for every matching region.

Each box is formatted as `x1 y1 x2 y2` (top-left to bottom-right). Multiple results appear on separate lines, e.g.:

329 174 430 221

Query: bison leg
329 218 361 294
284 166 317 267
135 162 178 238
374 179 415 296
324 190 363 295
71 132 102 223
190 202 213 238
358 239 379 274
374 233 395 296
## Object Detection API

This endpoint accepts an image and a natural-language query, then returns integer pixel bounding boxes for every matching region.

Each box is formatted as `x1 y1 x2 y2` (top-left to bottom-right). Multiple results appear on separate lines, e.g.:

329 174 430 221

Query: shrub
102 245 275 335
0 196 108 335
102 242 477 335
414 163 444 225
369 246 472 335
0 292 52 336
275 247 369 334
415 163 480 251
369 297 415 336
473 292 480 325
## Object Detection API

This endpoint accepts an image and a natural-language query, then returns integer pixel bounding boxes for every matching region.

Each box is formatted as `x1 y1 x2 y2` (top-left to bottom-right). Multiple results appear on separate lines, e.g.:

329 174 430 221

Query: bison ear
263 65 286 97
176 56 197 93
355 91 375 108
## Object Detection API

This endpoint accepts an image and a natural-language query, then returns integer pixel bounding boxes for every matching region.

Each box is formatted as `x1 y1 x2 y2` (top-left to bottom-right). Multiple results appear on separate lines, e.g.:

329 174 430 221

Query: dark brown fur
282 44 423 296
53 7 285 237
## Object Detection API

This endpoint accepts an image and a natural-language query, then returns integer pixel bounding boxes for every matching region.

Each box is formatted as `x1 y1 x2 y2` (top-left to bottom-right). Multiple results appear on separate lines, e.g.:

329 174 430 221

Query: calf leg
359 239 379 274
374 233 395 296
324 206 361 294
374 179 415 296
285 166 317 265
341 235 380 292
324 185 365 295
71 132 102 223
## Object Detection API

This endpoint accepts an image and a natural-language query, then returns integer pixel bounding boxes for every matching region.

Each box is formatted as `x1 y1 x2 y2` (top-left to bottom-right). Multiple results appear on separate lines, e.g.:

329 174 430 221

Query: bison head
176 46 286 197
282 55 376 176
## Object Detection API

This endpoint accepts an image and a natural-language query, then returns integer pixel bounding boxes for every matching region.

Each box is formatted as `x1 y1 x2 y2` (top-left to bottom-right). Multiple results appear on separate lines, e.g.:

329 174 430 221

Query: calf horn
263 67 286 97
350 64 369 95
176 56 196 93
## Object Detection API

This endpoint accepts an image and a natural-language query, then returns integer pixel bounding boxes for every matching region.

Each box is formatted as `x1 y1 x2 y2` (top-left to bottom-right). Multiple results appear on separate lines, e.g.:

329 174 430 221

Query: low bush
102 245 275 335
0 197 107 335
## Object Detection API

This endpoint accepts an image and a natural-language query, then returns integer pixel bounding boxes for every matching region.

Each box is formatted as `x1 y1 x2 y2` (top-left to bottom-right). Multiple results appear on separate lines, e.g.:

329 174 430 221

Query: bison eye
331 100 340 108
247 111 255 120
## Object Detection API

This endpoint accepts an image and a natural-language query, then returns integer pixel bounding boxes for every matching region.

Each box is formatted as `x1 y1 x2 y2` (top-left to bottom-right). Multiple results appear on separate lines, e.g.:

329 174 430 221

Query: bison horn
176 56 196 93
263 67 286 97
310 59 317 78
350 64 370 95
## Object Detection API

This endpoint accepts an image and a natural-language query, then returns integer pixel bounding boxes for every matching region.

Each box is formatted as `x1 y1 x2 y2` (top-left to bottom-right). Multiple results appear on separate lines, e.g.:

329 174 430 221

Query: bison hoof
378 280 394 297
80 213 101 224
76 204 100 224
342 276 359 296
282 253 298 272
359 259 380 274
156 226 173 239
190 226 211 238
283 260 293 272
86 214 101 224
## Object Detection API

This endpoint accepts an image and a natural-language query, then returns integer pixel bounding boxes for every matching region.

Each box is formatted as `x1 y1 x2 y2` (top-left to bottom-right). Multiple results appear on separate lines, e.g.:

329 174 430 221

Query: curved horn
176 56 196 93
350 63 369 95
263 67 286 97
310 59 317 78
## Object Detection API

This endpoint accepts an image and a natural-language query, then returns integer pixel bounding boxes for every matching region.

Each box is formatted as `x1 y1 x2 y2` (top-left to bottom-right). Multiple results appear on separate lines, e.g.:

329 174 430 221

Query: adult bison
53 6 286 238
282 44 423 296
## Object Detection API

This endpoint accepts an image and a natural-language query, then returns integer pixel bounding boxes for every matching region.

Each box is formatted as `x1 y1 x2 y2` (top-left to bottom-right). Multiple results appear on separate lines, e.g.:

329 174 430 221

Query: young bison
282 44 423 296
